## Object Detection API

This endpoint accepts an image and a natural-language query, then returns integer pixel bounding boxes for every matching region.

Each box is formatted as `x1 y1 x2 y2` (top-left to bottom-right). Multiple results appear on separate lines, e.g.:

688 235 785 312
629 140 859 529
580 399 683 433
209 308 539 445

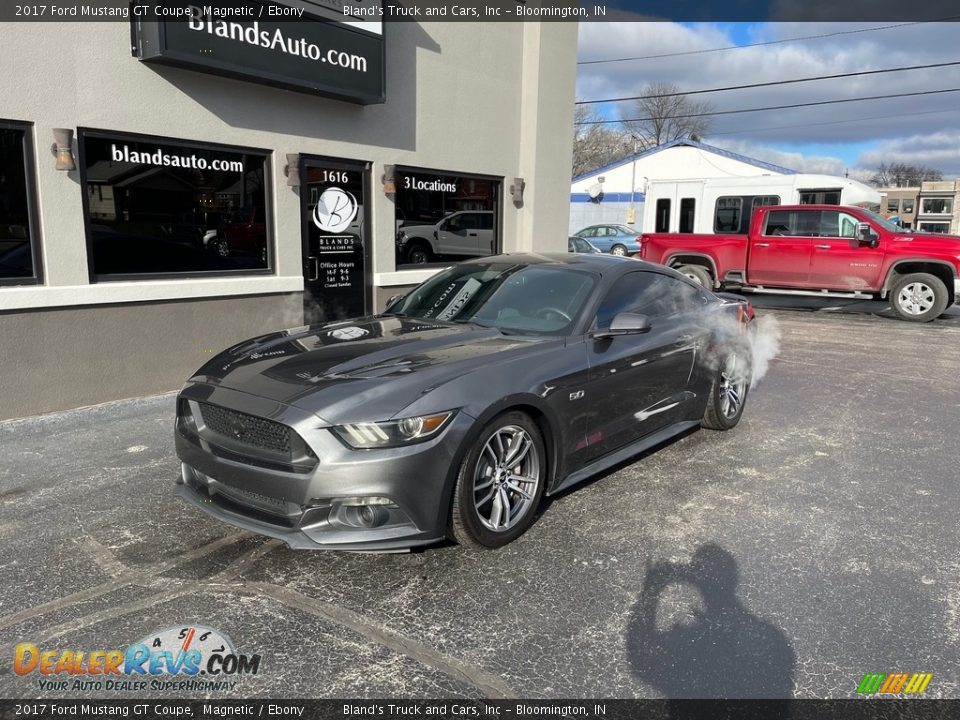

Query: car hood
192 315 558 423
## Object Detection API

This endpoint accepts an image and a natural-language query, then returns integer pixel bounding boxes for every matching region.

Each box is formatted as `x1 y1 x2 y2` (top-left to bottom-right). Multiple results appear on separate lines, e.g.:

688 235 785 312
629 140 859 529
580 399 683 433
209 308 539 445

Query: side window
714 197 742 233
819 210 840 237
679 198 695 233
478 213 493 230
751 195 780 211
838 213 859 238
579 227 596 238
594 272 706 329
445 214 463 231
655 199 671 233
763 209 821 236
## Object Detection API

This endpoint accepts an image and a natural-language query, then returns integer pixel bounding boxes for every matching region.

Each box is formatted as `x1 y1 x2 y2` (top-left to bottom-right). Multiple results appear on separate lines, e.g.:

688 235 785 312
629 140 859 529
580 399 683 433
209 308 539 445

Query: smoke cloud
747 314 781 386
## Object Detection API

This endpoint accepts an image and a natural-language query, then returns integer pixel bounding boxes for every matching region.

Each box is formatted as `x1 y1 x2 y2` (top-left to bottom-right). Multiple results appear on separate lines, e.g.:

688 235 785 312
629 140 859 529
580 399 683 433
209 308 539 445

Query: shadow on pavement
627 544 796 714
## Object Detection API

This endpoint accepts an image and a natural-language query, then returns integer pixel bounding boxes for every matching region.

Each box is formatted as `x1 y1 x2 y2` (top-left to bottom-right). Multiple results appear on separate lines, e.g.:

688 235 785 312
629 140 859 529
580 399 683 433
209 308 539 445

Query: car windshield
388 262 597 335
858 208 909 233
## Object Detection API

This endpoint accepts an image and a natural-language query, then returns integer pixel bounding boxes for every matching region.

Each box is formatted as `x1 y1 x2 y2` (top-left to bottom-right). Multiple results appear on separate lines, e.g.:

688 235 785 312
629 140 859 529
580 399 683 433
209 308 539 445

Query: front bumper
174 383 474 551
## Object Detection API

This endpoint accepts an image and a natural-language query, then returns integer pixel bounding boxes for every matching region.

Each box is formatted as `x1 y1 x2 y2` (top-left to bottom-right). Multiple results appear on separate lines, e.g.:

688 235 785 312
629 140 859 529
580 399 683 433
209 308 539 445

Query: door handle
814 244 830 249
754 242 770 248
307 256 319 281
468 232 478 237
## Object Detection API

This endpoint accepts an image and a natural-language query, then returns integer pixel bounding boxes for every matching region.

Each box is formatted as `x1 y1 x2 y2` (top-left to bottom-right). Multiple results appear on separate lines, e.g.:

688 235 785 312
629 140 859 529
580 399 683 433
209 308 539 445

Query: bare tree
621 82 714 149
870 162 943 188
572 103 630 177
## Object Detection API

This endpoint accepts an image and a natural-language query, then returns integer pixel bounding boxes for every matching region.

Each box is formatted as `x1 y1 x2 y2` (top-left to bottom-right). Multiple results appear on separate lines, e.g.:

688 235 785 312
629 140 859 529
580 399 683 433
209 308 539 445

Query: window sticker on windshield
435 277 482 321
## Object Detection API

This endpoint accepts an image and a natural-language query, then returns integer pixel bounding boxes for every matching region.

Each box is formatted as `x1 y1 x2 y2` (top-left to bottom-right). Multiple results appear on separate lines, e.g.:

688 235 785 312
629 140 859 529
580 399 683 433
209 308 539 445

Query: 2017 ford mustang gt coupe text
175 254 756 551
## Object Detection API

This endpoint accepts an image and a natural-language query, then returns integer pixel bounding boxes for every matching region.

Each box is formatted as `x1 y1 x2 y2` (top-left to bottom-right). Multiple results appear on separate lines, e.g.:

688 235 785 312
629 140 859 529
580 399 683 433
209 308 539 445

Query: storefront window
0 122 40 284
921 197 953 215
79 131 271 278
393 168 500 269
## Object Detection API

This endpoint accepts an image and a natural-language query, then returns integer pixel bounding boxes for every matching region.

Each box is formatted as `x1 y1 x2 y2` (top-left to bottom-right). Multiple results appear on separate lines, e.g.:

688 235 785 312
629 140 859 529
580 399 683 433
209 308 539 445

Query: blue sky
577 21 960 178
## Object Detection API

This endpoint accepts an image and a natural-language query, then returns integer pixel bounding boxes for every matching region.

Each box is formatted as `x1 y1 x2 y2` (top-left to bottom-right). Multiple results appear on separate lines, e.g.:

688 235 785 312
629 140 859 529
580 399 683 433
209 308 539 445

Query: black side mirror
856 222 879 248
594 312 652 338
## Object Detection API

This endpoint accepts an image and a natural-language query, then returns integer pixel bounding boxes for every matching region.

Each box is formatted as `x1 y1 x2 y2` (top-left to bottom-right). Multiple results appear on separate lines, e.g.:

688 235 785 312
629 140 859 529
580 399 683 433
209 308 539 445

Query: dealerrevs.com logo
14 625 261 692
856 672 933 696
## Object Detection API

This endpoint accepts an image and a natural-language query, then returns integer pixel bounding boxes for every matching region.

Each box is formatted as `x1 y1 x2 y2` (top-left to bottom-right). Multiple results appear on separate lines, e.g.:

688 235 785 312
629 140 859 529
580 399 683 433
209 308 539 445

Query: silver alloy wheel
611 245 627 256
473 425 541 532
719 354 747 419
897 282 936 316
683 270 704 285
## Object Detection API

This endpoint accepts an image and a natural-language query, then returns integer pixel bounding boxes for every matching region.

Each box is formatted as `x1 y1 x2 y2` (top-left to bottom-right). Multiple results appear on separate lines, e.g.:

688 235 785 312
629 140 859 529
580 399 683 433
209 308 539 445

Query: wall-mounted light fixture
283 153 300 187
51 128 75 171
510 177 526 208
381 164 396 195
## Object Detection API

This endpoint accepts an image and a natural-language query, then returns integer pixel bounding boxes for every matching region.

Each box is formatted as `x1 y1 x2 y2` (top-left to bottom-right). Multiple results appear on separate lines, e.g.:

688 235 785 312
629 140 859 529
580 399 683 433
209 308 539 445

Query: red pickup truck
640 204 960 322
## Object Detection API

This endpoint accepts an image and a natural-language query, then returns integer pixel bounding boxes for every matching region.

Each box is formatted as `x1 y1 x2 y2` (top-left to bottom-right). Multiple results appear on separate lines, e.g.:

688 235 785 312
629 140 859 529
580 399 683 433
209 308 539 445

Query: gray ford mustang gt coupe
175 253 755 551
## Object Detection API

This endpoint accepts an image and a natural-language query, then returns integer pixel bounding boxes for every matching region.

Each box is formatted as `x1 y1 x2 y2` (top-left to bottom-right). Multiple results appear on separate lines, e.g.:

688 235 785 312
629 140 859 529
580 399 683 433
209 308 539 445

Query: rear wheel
677 264 713 288
610 244 628 257
889 272 948 322
702 350 751 431
449 411 547 549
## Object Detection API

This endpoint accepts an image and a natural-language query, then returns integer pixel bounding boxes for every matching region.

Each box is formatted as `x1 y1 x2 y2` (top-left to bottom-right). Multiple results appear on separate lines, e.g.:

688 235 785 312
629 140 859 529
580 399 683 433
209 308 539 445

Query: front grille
198 403 292 455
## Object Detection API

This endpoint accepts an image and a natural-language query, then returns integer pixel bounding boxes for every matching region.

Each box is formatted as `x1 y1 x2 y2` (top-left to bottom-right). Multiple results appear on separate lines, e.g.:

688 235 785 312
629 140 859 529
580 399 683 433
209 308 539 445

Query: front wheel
702 350 751 431
449 411 547 549
405 242 432 265
889 272 948 322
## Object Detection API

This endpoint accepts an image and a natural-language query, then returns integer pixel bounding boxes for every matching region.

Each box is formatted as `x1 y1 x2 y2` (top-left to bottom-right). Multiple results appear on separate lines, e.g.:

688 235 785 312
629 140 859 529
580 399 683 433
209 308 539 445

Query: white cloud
707 139 850 175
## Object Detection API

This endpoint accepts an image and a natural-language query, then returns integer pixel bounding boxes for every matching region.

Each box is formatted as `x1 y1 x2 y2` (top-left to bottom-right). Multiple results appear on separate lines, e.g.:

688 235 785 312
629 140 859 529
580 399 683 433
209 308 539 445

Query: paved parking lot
1 302 958 700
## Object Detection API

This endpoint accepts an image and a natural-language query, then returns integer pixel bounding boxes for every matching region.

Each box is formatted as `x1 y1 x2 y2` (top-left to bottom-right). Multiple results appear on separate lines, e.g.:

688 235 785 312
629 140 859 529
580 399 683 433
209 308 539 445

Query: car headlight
332 411 455 449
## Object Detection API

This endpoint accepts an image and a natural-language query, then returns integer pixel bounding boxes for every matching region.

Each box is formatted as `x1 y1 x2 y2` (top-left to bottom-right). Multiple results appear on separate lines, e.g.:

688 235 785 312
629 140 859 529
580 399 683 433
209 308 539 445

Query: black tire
610 244 628 257
405 241 432 265
449 411 547 549
889 272 948 322
210 237 229 258
702 348 751 431
677 264 713 288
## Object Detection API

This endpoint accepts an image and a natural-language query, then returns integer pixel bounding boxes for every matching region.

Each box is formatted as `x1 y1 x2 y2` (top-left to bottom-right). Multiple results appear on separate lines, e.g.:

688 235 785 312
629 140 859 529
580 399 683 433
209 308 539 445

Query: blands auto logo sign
132 1 385 104
14 625 261 693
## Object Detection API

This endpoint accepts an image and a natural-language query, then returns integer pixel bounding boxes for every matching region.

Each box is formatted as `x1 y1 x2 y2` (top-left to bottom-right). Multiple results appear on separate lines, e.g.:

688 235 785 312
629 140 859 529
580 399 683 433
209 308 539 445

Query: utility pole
628 134 640 225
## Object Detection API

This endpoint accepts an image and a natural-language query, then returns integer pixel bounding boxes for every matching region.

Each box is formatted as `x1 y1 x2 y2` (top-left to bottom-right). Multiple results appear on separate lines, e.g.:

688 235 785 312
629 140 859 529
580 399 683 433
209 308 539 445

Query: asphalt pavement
1 302 958 700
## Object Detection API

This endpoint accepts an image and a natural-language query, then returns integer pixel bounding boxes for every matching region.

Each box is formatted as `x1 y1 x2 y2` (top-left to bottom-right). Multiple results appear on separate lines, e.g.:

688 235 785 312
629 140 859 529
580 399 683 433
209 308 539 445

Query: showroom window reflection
394 168 501 269
0 122 40 284
79 131 271 279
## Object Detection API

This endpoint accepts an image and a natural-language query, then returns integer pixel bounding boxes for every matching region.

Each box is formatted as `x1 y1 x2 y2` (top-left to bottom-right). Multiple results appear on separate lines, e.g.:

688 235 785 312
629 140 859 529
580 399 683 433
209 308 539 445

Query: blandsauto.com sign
131 0 385 104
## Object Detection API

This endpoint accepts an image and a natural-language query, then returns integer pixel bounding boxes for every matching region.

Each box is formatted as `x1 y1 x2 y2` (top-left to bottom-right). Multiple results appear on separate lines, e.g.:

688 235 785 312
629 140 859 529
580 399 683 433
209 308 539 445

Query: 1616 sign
131 1 385 104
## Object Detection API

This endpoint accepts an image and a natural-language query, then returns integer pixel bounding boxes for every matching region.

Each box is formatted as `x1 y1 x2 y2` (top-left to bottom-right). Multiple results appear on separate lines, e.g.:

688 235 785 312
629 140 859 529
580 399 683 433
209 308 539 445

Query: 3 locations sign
131 0 385 104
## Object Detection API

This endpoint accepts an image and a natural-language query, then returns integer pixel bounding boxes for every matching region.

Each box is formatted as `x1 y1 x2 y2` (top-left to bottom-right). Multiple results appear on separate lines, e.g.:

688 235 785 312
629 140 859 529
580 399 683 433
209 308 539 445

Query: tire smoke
747 314 781 386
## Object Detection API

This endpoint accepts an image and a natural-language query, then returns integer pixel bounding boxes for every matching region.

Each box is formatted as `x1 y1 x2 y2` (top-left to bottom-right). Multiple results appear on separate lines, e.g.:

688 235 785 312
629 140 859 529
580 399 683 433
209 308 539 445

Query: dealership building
0 10 577 420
